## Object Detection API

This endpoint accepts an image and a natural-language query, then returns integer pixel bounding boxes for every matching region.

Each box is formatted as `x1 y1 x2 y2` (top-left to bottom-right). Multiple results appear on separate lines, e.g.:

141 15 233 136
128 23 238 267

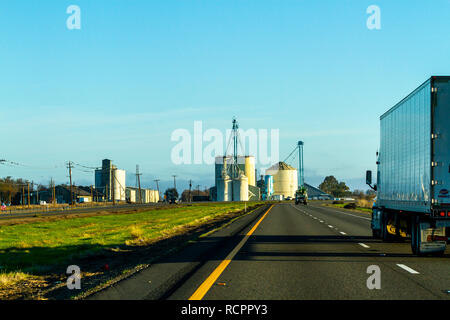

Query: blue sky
1 1 450 192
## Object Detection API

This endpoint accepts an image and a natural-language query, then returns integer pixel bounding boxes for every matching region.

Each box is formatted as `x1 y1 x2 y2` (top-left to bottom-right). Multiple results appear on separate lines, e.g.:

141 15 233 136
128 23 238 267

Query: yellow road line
188 204 275 300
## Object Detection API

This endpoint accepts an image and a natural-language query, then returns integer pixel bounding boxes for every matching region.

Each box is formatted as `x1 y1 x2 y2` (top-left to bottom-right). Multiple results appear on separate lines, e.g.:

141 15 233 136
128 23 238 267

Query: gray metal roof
304 183 332 198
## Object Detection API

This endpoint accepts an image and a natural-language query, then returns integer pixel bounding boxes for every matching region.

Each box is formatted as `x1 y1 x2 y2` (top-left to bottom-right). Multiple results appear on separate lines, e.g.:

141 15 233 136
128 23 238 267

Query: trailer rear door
432 78 450 206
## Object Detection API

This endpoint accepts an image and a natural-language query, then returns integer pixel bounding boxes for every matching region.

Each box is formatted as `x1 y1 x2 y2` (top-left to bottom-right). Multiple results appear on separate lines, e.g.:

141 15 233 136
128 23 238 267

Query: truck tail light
427 235 449 242
439 211 445 217
447 212 450 217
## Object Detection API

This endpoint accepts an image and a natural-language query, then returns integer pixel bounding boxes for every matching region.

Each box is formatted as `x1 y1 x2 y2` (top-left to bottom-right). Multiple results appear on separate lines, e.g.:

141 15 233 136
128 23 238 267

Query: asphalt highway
166 202 450 300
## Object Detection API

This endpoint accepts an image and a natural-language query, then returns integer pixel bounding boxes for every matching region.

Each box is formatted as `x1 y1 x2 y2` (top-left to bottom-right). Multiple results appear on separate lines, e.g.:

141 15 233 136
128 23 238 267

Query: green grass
0 202 264 274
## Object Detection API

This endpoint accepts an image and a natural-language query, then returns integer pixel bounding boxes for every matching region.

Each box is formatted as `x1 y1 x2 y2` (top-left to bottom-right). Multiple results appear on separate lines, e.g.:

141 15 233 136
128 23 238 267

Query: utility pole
112 168 116 206
50 178 56 206
22 186 24 206
136 165 142 204
298 141 304 188
27 182 30 208
172 175 177 190
197 185 200 197
189 180 192 203
154 179 161 201
67 161 74 206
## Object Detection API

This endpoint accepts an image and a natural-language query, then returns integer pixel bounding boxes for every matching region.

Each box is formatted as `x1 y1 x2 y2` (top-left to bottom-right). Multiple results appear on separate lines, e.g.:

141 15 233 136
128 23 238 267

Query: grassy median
324 199 373 214
0 201 265 299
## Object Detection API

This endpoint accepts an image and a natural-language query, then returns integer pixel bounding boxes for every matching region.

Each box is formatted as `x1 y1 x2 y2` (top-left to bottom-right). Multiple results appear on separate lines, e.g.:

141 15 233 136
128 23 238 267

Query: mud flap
418 222 447 254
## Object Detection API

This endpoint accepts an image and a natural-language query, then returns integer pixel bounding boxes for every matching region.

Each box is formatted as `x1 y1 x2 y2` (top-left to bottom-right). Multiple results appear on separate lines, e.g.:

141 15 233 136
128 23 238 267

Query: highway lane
168 203 450 300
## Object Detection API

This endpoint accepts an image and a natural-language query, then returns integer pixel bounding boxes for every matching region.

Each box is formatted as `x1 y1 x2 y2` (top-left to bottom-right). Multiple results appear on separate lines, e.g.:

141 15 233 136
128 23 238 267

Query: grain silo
216 156 231 201
217 175 231 201
244 156 256 186
113 169 126 202
94 159 126 202
264 175 274 198
265 162 298 199
232 174 249 201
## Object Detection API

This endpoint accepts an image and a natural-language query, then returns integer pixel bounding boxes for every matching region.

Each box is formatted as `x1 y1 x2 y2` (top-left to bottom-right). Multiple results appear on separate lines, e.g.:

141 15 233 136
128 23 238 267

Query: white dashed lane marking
339 231 347 235
396 264 420 274
358 243 370 249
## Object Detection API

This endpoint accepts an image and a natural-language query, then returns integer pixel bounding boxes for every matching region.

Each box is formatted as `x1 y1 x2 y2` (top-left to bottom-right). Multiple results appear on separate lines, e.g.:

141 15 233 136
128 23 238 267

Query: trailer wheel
381 212 396 242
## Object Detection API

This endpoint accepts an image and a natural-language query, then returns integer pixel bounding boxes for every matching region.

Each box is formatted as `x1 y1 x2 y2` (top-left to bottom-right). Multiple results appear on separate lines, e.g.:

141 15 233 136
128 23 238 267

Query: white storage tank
245 156 256 187
113 169 126 202
266 162 298 199
232 174 249 201
217 174 231 202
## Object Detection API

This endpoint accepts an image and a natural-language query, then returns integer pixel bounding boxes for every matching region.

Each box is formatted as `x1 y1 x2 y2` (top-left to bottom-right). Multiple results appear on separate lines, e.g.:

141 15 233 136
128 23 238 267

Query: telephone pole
172 175 177 190
189 180 192 203
27 182 30 208
154 179 161 201
112 168 116 206
136 165 142 204
67 161 74 205
197 185 200 197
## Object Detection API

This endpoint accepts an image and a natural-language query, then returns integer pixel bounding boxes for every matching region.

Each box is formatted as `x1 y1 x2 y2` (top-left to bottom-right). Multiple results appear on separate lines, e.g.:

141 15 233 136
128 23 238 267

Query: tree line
319 175 375 199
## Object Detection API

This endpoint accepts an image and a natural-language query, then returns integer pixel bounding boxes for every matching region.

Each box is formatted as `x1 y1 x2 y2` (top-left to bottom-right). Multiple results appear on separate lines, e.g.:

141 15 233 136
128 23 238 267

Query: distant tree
164 188 179 202
319 176 351 198
0 177 22 203
352 189 365 199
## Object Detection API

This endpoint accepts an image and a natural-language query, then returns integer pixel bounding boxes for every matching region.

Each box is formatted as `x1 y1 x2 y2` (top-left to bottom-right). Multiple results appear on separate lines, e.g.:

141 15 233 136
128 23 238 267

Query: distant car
285 196 292 201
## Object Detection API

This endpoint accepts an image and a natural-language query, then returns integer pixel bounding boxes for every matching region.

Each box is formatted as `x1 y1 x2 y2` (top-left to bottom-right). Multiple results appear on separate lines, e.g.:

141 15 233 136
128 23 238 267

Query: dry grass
129 225 144 239
0 272 30 289
125 225 147 246
356 198 373 208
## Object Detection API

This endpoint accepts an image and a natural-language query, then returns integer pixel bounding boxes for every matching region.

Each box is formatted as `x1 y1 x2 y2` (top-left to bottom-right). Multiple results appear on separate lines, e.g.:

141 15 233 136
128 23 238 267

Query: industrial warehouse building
24 185 93 205
304 183 333 200
125 187 159 204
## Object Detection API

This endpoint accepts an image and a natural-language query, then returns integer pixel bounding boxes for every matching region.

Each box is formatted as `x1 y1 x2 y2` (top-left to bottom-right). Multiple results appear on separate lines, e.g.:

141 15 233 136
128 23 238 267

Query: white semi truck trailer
366 76 450 256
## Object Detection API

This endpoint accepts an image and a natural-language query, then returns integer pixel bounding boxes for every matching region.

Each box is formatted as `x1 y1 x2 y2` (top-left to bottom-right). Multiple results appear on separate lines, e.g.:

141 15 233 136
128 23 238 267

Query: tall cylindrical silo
264 175 274 197
232 174 248 201
217 174 231 202
245 156 256 187
266 162 298 198
114 169 126 202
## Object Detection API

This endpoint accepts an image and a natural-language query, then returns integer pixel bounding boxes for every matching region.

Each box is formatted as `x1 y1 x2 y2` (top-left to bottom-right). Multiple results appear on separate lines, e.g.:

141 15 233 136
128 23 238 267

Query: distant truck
366 76 450 255
295 186 308 205
271 195 284 201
